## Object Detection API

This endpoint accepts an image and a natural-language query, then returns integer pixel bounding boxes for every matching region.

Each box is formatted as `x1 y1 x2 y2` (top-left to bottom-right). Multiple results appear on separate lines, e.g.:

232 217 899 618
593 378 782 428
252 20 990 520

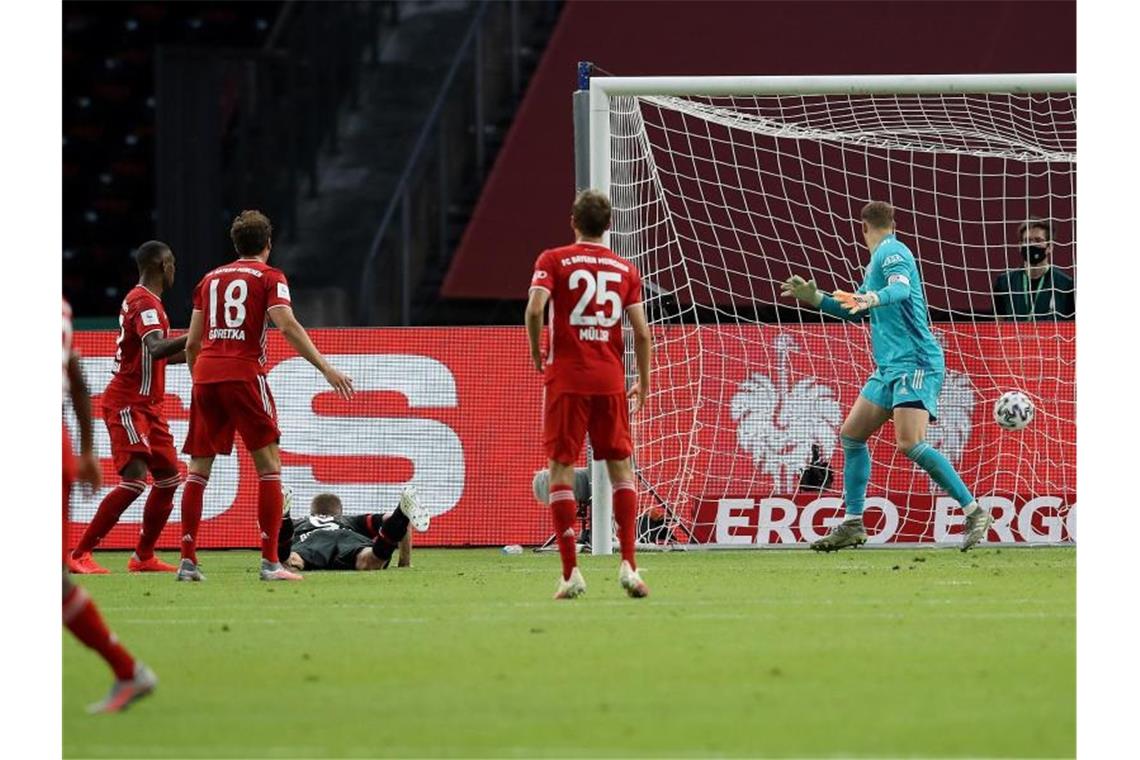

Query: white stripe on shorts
257 376 271 415
120 408 140 444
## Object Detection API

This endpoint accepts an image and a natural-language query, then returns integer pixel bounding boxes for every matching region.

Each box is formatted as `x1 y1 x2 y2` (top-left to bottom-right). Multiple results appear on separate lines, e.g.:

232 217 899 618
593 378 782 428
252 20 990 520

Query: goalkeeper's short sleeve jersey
861 234 944 372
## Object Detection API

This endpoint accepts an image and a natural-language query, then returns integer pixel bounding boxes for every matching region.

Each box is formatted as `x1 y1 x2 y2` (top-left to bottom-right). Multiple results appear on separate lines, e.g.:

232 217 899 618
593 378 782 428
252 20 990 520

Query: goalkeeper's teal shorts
860 366 943 421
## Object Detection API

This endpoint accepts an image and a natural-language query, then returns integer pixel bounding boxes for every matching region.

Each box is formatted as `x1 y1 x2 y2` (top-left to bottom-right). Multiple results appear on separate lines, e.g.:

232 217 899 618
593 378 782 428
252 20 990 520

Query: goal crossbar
589 73 1076 98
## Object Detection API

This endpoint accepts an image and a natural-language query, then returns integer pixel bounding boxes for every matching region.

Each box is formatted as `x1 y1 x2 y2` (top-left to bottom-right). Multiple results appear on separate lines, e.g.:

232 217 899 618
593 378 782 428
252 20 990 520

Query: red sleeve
625 265 643 309
530 250 555 294
133 297 164 338
265 269 292 310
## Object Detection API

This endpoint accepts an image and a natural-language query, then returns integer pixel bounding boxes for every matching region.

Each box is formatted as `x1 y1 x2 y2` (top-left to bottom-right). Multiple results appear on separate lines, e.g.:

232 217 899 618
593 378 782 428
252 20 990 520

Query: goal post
578 70 1077 552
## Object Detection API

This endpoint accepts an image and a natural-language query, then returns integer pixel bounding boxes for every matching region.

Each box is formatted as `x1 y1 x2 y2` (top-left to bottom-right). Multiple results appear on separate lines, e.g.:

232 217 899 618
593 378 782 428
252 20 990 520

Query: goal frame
576 69 1077 555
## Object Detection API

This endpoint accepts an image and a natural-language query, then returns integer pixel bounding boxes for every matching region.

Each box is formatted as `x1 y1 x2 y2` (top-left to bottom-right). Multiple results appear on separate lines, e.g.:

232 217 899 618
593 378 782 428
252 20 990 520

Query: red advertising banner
66 329 550 549
66 323 1074 549
636 322 1075 545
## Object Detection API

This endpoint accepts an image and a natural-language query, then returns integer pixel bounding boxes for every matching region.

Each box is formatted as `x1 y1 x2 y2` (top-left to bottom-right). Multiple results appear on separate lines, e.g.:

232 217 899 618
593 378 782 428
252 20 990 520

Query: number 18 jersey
530 241 642 395
191 257 292 383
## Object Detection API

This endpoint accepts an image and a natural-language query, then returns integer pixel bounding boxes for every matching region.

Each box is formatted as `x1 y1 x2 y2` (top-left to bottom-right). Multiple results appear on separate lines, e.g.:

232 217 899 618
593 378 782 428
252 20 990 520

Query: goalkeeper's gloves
833 290 880 314
781 275 823 307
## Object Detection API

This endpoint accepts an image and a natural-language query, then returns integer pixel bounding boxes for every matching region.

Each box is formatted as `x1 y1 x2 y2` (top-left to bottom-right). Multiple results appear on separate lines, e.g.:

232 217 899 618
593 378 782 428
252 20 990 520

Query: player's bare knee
251 444 281 475
606 458 633 483
895 434 923 454
120 457 148 481
189 456 214 478
548 460 575 487
356 549 385 571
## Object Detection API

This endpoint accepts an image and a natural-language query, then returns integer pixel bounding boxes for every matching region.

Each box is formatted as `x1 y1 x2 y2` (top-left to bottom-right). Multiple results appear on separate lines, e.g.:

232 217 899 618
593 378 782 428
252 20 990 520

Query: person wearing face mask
992 220 1075 321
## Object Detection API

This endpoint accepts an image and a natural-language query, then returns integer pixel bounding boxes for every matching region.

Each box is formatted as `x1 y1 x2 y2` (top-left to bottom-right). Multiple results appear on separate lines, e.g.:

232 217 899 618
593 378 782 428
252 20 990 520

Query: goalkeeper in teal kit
782 201 992 551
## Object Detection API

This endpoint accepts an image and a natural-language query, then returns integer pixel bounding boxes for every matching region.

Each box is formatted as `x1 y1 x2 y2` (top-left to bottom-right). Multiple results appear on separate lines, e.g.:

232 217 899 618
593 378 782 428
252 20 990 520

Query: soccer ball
993 391 1035 431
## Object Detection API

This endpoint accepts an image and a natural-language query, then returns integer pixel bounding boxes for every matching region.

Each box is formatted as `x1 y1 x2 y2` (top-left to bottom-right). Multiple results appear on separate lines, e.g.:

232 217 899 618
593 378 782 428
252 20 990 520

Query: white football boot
619 560 650 598
553 567 587 600
398 485 431 532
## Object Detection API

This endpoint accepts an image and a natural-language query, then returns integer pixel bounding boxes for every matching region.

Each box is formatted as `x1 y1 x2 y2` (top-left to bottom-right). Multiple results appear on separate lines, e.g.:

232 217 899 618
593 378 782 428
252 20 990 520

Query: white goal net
594 75 1076 547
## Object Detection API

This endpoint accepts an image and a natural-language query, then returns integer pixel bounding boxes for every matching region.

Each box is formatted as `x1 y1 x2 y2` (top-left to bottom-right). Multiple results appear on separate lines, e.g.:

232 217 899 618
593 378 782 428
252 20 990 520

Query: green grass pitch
64 547 1074 758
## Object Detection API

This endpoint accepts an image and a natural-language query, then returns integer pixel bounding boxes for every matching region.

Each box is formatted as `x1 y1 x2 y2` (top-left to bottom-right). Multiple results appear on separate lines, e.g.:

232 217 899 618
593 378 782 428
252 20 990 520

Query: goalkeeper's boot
87 662 157 714
810 517 868 552
960 505 994 552
619 560 650 598
175 558 206 582
553 567 587 600
399 485 431 532
127 553 178 573
260 559 303 581
67 552 110 575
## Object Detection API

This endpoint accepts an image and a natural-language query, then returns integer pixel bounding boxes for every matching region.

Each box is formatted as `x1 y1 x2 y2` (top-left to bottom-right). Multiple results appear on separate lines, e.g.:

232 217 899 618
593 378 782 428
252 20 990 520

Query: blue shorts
860 367 943 421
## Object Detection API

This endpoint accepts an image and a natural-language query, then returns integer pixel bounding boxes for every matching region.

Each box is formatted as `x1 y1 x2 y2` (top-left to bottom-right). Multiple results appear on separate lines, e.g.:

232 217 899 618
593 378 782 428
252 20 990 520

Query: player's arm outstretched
782 271 909 318
781 275 863 321
267 305 354 399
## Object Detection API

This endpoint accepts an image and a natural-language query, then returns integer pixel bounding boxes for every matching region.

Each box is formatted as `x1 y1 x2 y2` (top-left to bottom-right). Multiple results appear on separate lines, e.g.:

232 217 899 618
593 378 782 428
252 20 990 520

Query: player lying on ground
781 201 993 552
526 189 653 599
69 241 188 575
63 299 157 713
275 486 429 571
177 210 354 583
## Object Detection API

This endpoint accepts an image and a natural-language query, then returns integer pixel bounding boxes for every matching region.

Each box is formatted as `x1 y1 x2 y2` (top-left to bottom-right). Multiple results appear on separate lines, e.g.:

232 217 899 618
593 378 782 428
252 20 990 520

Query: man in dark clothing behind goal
277 486 430 571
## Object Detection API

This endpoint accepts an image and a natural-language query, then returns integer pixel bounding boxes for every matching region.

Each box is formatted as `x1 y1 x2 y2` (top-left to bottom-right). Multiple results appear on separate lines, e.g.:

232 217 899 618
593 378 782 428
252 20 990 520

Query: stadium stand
63 2 284 320
63 0 562 328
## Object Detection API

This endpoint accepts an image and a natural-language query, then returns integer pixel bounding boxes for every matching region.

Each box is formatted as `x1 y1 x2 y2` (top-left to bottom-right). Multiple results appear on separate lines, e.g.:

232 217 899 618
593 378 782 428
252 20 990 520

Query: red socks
257 472 284 563
613 480 638 570
549 485 578 581
179 473 208 563
134 474 180 560
73 480 146 557
63 586 135 680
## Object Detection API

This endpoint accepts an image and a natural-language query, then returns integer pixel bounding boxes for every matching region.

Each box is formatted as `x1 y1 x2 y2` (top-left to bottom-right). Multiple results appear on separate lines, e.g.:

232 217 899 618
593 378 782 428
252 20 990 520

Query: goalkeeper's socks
134 474 180 560
256 472 284 563
179 473 208 563
841 436 871 518
549 484 578 581
906 442 975 507
73 479 146 556
63 585 136 681
612 480 638 570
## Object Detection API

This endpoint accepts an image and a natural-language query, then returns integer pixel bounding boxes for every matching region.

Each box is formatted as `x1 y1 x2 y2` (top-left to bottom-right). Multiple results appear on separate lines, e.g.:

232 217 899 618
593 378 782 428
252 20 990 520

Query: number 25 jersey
191 257 292 383
530 241 642 396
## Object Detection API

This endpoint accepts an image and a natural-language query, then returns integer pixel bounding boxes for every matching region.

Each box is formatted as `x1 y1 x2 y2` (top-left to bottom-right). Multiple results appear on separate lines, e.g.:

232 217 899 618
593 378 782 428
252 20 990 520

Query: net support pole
581 64 615 555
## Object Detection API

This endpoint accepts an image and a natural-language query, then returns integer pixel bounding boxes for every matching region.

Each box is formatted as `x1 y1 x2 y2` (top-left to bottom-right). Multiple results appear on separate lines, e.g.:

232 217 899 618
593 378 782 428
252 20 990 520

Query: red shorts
183 377 280 457
543 391 632 465
101 399 179 474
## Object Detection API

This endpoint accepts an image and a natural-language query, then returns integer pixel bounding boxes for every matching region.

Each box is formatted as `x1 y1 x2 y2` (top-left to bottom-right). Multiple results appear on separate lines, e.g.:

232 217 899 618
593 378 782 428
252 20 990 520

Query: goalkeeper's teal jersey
858 234 944 372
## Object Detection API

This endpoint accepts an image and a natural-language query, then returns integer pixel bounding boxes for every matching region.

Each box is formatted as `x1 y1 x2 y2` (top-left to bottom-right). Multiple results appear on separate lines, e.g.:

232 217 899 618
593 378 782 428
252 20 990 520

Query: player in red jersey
68 242 188 574
525 189 654 599
63 299 158 713
178 210 354 582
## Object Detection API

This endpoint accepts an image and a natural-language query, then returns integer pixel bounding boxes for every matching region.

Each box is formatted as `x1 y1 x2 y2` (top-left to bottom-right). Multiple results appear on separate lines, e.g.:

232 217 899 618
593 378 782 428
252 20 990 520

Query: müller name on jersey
578 326 611 343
